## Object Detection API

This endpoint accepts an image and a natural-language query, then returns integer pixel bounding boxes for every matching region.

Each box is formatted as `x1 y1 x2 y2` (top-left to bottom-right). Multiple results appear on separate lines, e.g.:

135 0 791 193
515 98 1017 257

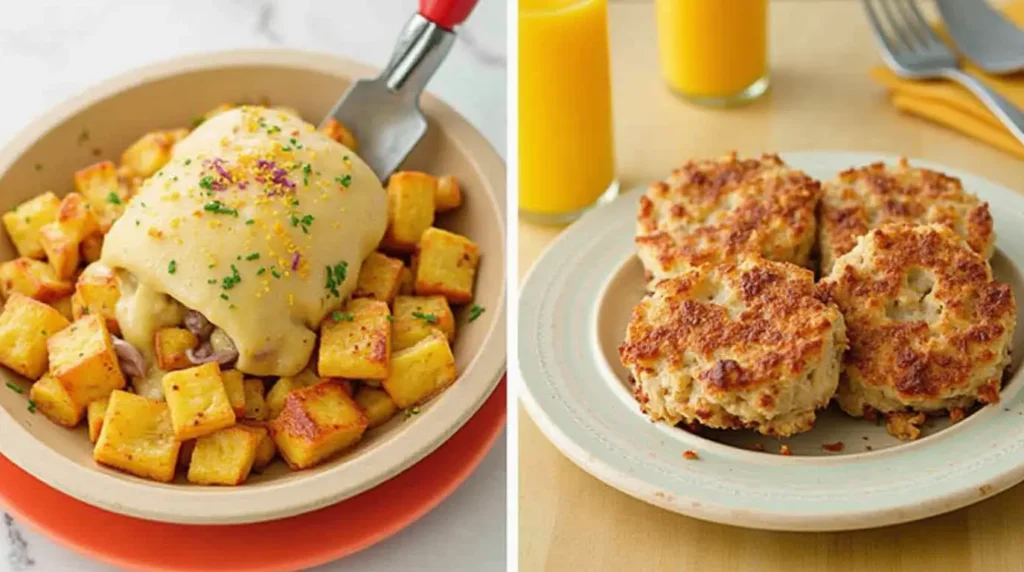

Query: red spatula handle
419 0 478 30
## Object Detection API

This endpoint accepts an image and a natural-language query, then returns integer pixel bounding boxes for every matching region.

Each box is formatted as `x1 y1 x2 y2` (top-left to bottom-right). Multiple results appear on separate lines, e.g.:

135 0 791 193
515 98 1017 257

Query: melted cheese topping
102 106 387 377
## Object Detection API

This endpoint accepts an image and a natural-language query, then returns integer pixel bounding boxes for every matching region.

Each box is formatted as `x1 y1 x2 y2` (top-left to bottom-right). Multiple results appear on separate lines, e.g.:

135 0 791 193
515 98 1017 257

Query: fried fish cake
635 153 821 281
619 257 846 437
818 159 993 275
819 224 1015 429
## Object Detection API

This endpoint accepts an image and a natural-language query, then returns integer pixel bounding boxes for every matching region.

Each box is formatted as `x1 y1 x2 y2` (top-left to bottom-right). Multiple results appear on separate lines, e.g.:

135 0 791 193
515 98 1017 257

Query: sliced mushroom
183 309 214 339
186 333 238 367
112 337 146 378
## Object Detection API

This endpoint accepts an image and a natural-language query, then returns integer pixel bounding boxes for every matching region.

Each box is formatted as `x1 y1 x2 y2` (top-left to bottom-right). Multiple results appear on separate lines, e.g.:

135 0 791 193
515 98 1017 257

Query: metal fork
863 0 1024 145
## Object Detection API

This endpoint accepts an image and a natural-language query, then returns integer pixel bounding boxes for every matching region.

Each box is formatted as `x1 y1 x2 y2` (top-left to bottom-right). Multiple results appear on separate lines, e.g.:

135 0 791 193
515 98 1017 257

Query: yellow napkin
870 1 1024 159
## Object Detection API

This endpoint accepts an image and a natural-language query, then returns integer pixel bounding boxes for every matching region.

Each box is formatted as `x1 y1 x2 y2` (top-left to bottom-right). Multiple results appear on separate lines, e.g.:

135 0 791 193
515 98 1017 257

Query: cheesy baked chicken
101 107 387 392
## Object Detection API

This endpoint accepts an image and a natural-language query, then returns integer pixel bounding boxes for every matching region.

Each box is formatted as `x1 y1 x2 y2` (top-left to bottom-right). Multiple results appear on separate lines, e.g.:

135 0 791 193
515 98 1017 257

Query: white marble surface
0 1 507 571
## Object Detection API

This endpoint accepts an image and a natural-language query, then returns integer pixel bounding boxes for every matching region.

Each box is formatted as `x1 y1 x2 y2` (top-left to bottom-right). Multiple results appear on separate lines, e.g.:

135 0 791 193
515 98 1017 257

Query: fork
863 0 1024 145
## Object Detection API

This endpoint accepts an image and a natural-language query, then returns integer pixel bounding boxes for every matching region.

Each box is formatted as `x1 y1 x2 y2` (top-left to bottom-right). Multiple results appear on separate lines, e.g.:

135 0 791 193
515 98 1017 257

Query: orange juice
519 0 617 221
655 0 769 104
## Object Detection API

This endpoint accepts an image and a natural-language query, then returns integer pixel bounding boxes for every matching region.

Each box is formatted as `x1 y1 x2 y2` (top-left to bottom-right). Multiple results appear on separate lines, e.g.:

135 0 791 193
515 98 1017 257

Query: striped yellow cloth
870 1 1024 159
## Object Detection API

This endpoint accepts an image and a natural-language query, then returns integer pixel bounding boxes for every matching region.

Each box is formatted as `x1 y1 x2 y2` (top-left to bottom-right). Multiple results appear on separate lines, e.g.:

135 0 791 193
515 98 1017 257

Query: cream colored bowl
0 50 506 524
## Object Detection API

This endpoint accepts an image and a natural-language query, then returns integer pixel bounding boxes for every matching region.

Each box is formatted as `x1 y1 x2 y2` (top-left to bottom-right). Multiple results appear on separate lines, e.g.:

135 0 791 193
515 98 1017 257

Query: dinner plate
0 50 506 524
518 151 1024 531
0 379 504 572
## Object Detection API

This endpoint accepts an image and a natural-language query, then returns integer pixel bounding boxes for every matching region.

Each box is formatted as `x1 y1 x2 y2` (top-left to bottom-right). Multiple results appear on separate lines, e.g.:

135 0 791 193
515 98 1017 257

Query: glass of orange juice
655 0 769 106
519 0 619 224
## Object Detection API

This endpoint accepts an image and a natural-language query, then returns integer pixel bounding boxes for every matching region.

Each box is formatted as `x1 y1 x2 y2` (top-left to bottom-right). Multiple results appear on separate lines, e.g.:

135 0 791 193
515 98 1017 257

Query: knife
935 0 1024 74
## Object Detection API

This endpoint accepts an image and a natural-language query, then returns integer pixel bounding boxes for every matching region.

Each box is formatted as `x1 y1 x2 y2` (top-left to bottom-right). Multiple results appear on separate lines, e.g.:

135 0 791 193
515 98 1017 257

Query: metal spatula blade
322 0 478 181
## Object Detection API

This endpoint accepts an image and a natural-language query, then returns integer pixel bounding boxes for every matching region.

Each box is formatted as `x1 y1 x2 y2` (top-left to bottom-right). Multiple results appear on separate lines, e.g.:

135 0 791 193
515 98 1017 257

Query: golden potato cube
30 374 83 427
47 314 125 407
80 234 103 263
320 118 358 151
186 425 260 486
73 161 127 231
93 390 181 483
414 227 480 305
353 252 404 304
242 422 277 469
243 378 268 421
120 131 178 177
0 257 73 302
382 172 436 252
161 362 235 440
2 192 61 259
354 387 398 429
398 266 414 295
382 330 457 408
0 293 70 379
221 369 247 416
266 369 323 419
436 175 462 212
153 327 197 371
87 397 108 443
269 380 369 470
49 295 73 321
318 298 391 379
392 295 456 351
54 192 100 244
39 223 79 280
71 263 121 334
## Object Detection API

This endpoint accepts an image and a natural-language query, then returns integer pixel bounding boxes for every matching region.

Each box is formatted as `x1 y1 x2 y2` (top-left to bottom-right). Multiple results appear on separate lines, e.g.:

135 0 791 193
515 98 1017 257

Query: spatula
321 0 479 181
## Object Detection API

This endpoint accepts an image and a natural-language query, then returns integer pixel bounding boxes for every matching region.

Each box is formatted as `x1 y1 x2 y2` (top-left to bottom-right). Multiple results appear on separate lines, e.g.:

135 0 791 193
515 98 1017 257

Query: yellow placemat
870 1 1024 159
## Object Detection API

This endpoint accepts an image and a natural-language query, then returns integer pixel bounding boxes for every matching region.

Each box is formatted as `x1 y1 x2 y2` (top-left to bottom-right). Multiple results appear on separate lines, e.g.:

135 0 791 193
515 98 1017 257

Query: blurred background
0 1 506 571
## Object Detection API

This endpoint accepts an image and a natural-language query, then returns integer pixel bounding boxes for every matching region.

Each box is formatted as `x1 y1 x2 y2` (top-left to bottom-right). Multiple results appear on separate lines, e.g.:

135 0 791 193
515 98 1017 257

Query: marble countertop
0 1 506 571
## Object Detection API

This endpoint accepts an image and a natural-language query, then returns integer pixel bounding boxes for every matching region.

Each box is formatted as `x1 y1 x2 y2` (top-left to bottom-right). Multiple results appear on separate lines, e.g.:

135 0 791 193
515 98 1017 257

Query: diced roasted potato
0 293 70 379
266 369 322 420
2 192 61 259
48 314 125 407
353 252 404 304
392 295 456 351
320 118 358 151
55 192 100 243
153 327 197 371
87 397 109 443
221 369 247 416
49 295 73 321
161 362 235 440
80 234 103 263
382 172 436 252
382 330 457 408
414 227 480 305
318 298 391 379
120 131 178 177
398 266 414 295
0 257 74 302
269 380 369 470
242 422 277 469
354 387 398 429
187 425 261 486
39 224 79 280
435 175 462 212
30 374 83 427
71 263 121 334
93 390 181 483
243 378 268 421
73 161 126 231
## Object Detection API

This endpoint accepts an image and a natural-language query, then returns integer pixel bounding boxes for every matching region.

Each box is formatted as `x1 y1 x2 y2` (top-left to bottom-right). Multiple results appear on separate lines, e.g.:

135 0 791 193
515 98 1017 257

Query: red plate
0 379 505 572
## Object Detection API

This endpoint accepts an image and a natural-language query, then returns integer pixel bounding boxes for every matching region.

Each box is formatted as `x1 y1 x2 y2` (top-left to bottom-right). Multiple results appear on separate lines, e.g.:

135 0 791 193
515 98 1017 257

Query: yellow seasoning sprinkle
288 293 295 307
147 228 164 239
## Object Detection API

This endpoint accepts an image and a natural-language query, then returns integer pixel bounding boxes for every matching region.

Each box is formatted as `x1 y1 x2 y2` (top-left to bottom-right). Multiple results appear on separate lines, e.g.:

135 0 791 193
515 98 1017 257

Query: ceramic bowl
0 50 506 524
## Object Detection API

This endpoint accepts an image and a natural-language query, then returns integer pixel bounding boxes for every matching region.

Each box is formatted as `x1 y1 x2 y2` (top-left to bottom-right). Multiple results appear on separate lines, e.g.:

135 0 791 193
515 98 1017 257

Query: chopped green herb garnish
404 407 421 418
332 311 355 323
281 146 292 152
5 381 22 394
290 199 299 207
412 311 438 324
184 158 193 166
245 252 260 261
267 125 281 135
271 268 282 279
468 304 485 323
256 267 266 276
221 264 242 290
106 192 122 205
386 314 394 322
290 213 314 234
203 200 238 216
245 219 255 225
220 293 229 300
199 175 215 190
335 174 352 188
207 278 217 284
324 261 349 298
168 259 177 274
27 400 36 413
191 116 205 129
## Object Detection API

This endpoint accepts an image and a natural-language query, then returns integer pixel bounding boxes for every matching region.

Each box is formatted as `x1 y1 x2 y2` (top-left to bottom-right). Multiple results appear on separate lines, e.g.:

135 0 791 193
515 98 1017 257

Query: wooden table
518 2 1024 570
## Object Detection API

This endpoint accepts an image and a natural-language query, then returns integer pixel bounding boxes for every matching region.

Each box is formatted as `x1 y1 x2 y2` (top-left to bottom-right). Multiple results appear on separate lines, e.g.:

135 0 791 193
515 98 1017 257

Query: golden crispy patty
635 153 821 281
819 224 1015 419
818 158 993 274
619 257 847 437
